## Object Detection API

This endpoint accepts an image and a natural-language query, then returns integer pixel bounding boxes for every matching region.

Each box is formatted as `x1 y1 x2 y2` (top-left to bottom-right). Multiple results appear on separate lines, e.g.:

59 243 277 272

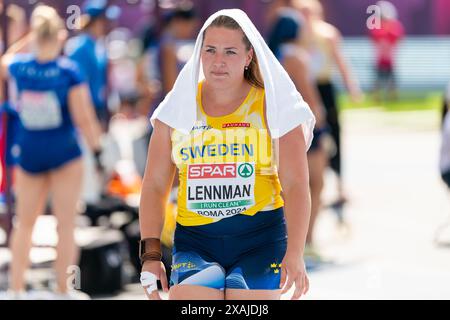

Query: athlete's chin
205 75 234 88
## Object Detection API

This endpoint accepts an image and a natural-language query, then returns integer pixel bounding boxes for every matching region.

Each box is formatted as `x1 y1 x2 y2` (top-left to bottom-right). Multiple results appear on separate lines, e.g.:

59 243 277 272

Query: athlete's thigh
169 285 224 300
225 288 282 300
14 167 50 223
48 158 83 220
307 149 327 181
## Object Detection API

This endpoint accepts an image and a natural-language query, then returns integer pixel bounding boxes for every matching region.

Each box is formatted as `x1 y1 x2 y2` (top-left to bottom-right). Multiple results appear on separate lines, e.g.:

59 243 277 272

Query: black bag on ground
77 227 125 295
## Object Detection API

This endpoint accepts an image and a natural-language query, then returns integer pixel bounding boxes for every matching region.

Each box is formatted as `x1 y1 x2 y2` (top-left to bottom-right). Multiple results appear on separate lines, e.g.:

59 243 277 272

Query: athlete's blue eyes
226 51 236 55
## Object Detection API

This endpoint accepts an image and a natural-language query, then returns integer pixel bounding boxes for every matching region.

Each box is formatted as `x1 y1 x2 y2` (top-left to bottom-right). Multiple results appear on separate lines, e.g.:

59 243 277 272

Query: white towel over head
151 8 315 147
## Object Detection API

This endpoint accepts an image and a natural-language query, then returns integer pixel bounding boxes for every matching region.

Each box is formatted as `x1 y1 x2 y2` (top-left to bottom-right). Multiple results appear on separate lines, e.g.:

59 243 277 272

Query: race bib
186 162 255 219
19 90 62 130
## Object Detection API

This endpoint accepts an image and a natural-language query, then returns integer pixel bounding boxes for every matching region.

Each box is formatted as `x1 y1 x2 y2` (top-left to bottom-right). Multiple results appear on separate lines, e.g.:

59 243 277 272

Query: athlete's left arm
277 125 311 299
0 32 32 79
329 27 362 102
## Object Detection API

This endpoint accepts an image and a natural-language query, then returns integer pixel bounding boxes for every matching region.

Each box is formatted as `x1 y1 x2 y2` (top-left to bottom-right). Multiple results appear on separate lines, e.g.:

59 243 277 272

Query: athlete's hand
279 253 309 300
312 104 327 129
350 88 364 104
141 260 168 300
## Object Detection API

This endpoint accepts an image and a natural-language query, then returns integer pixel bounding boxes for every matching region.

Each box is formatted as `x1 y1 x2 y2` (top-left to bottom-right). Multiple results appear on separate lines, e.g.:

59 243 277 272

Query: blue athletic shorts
18 129 82 174
170 207 287 290
309 127 328 152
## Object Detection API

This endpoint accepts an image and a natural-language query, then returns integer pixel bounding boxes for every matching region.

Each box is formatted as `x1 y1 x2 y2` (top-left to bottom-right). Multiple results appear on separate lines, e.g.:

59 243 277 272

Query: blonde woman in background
294 0 362 214
0 5 102 299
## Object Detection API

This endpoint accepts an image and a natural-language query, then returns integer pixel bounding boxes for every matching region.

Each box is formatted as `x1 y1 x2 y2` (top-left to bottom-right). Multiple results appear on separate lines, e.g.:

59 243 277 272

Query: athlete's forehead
203 27 247 50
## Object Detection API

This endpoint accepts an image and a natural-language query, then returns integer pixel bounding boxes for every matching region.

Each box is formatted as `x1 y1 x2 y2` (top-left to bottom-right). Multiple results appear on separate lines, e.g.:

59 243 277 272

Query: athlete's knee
15 214 39 230
56 220 76 236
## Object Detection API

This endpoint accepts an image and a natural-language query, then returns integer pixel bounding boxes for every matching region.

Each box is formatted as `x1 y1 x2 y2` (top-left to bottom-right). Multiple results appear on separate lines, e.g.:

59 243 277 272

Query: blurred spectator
294 0 362 208
369 0 404 102
4 4 28 48
1 5 102 299
265 0 292 32
65 0 121 129
136 21 162 117
268 5 328 263
0 4 28 103
441 86 450 189
107 28 142 114
65 0 120 207
159 2 198 95
135 3 199 119
442 82 450 126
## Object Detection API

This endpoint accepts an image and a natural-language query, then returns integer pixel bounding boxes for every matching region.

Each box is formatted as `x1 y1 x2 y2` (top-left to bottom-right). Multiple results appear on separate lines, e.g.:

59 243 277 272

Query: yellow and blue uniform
169 82 287 290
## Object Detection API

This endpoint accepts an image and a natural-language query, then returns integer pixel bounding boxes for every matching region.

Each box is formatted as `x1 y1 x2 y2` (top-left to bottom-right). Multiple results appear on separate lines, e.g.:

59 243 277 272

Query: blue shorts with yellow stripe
170 207 287 290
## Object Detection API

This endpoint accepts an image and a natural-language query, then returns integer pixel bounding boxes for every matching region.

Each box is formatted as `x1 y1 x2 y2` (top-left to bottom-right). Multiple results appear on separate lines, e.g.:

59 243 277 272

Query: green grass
338 91 444 112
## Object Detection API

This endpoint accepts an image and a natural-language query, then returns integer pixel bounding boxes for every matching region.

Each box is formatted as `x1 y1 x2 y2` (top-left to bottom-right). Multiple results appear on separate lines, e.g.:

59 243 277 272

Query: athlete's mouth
211 71 228 76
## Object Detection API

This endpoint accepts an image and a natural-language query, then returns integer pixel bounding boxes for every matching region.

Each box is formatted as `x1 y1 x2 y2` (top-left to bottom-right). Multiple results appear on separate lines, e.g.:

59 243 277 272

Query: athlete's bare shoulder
317 21 340 42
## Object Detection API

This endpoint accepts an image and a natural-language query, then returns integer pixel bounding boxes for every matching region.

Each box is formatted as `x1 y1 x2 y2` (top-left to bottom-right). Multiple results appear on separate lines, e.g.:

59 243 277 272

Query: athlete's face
201 27 253 88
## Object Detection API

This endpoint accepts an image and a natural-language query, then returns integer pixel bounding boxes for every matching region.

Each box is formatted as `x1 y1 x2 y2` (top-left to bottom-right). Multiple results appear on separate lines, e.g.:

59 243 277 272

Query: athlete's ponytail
31 5 64 42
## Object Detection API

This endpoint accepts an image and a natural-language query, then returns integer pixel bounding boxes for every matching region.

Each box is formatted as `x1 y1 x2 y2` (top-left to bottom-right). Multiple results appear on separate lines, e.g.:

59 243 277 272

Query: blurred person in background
294 0 362 209
0 5 102 299
0 3 29 171
435 86 450 247
369 0 404 102
441 85 450 189
65 0 121 130
159 2 198 96
442 82 450 127
268 5 328 263
136 21 162 117
1 3 28 51
0 3 28 124
65 0 120 212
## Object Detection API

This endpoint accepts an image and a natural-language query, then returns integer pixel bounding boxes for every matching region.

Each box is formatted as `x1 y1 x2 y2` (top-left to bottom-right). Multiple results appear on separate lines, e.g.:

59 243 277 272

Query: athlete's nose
212 53 226 69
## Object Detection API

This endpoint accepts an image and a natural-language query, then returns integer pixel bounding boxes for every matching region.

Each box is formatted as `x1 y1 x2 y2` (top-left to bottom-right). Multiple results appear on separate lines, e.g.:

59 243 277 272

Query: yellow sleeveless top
171 81 284 226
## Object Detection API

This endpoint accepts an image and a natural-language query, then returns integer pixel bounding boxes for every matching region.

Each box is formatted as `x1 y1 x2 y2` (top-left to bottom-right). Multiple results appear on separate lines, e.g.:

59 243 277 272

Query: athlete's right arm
68 84 103 151
283 53 326 128
139 119 176 300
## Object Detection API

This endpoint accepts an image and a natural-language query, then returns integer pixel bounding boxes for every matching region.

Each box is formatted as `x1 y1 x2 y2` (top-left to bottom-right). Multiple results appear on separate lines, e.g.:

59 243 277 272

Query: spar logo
188 163 254 179
238 163 253 178
188 163 236 179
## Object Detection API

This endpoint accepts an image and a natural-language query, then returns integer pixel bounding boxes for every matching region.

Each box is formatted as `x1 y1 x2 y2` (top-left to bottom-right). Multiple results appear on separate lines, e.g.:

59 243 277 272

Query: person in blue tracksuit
65 0 120 129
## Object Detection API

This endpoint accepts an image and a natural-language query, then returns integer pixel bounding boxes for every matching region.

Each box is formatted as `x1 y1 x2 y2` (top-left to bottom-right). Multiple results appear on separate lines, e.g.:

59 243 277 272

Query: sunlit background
0 0 449 300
